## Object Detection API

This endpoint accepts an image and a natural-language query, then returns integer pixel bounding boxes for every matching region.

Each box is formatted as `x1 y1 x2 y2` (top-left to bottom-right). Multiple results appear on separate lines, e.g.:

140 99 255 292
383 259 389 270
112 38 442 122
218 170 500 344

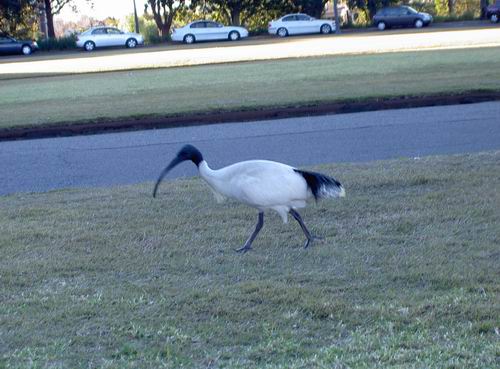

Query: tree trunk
447 0 455 15
148 0 180 40
480 0 489 19
44 0 56 38
367 0 377 19
231 9 241 25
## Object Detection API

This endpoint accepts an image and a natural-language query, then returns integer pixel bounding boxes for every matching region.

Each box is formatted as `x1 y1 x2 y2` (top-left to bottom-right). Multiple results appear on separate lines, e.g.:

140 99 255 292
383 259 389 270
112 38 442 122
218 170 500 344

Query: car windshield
405 6 418 13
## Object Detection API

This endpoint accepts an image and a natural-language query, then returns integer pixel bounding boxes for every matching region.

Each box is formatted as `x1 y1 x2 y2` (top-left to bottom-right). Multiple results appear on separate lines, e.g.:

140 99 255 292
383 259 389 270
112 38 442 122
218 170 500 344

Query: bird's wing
230 161 310 208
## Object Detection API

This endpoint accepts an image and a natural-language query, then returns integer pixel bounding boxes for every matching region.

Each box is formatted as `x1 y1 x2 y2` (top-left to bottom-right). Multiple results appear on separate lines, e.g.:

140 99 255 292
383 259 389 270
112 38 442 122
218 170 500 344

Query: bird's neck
198 160 218 182
198 161 227 194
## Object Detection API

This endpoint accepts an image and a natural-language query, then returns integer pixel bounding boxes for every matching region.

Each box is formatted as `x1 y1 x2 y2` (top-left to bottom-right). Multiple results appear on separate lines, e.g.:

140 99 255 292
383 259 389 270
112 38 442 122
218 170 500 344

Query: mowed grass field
1 47 500 130
1 151 499 368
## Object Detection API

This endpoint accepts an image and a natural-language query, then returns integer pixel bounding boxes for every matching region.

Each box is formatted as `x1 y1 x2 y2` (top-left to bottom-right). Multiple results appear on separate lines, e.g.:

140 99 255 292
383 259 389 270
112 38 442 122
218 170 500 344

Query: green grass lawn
1 47 500 130
1 151 499 368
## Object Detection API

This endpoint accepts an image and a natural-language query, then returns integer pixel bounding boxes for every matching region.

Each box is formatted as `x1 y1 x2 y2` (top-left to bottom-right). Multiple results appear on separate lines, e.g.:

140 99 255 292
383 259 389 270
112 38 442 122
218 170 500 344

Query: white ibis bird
153 145 345 252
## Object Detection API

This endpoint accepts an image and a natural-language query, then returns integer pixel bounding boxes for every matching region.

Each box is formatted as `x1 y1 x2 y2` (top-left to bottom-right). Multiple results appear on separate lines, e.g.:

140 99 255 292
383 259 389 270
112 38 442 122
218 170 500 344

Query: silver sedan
171 21 249 44
76 27 144 51
268 13 336 37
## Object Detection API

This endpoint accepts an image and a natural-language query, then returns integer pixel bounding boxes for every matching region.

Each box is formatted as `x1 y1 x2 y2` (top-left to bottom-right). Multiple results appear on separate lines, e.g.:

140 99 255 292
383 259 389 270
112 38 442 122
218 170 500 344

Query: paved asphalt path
1 102 499 196
2 27 500 76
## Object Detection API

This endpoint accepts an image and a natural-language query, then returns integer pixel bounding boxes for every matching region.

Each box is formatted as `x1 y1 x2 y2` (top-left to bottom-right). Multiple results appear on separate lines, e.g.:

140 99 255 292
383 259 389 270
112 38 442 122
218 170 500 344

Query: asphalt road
1 102 499 196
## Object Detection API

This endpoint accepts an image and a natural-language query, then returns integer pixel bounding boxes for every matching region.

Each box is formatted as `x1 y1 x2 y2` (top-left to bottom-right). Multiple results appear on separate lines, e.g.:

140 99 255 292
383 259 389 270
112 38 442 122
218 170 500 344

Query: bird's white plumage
153 144 345 252
199 160 311 222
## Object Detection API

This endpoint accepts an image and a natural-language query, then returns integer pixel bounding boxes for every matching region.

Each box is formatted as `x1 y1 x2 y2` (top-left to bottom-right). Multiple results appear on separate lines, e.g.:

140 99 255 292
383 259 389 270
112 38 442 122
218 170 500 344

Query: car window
205 21 220 28
282 15 296 22
190 22 205 28
0 36 12 43
92 28 106 35
297 14 311 21
106 28 122 34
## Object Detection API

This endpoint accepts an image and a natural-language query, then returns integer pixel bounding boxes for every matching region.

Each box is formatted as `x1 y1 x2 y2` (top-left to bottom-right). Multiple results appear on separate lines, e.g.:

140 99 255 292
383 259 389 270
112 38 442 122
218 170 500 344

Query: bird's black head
176 144 203 166
153 144 204 198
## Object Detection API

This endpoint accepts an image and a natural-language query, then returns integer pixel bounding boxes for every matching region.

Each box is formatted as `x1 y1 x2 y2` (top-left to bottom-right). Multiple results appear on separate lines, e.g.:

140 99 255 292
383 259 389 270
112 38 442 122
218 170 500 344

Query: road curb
1 91 499 141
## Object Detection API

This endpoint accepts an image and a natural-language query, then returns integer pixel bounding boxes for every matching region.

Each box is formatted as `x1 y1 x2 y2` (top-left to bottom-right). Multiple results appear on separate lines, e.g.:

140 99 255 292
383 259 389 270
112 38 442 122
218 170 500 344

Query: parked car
0 34 38 56
486 0 500 23
373 6 432 30
268 13 336 37
171 21 249 44
76 27 144 51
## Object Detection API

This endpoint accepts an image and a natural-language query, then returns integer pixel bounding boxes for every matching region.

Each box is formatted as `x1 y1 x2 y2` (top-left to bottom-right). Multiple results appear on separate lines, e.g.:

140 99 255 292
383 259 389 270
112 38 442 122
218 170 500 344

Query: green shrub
125 14 162 45
36 35 77 51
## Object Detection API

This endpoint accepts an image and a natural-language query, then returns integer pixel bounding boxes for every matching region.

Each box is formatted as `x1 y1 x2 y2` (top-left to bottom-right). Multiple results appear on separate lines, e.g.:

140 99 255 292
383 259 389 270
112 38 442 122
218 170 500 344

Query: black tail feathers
294 169 345 200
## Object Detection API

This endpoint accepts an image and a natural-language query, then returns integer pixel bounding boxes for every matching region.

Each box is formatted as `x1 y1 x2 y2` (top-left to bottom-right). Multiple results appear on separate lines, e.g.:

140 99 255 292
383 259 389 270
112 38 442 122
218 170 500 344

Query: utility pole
133 0 140 33
333 0 341 34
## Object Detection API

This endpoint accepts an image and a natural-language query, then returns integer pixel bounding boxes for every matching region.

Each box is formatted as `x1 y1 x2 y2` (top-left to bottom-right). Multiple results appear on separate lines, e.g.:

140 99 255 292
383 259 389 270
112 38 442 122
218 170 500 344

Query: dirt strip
1 91 499 141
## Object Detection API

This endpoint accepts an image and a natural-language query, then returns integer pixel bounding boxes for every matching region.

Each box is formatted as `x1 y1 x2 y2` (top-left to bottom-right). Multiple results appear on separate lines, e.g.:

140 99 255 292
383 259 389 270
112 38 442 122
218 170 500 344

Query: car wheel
377 21 386 31
491 14 499 23
84 41 95 51
21 45 32 55
126 38 138 48
414 19 424 28
228 31 240 41
320 24 332 34
184 34 195 44
277 27 288 37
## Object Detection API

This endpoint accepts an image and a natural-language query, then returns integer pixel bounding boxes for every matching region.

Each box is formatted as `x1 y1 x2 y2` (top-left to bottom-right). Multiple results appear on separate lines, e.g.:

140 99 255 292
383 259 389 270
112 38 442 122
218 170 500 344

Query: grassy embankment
1 151 499 368
1 47 499 130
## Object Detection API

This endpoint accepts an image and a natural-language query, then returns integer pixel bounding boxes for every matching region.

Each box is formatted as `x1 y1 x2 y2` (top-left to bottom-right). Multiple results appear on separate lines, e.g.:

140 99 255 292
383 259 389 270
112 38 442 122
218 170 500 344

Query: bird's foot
304 236 324 249
235 245 252 253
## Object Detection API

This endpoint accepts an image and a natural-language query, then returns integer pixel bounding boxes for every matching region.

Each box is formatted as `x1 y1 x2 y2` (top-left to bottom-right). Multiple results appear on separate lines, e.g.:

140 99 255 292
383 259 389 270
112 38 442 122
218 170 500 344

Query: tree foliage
188 0 329 25
291 0 329 18
0 0 37 37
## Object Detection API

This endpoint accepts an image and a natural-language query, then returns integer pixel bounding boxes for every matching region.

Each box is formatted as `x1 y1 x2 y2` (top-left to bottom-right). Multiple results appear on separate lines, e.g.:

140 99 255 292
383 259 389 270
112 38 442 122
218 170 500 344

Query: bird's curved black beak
152 155 184 198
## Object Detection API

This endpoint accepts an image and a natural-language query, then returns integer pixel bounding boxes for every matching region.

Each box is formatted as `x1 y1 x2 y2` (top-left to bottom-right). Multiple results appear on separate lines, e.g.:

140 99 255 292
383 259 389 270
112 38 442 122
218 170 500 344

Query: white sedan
76 27 144 51
268 13 336 37
171 21 249 44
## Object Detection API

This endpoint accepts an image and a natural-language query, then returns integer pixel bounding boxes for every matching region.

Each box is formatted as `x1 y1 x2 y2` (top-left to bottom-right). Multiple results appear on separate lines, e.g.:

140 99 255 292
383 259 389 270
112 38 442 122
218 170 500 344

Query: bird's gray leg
289 209 322 248
236 212 264 253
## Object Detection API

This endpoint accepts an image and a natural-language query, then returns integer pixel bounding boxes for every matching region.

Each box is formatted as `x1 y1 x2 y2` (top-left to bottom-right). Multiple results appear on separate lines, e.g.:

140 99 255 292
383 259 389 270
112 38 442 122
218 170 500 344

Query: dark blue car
0 34 38 56
373 6 433 31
